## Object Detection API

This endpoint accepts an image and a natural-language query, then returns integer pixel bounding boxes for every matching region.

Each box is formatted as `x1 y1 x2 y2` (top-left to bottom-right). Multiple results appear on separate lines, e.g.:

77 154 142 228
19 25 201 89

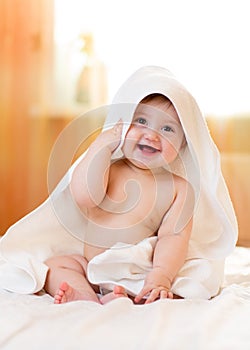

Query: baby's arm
70 120 123 209
135 177 194 303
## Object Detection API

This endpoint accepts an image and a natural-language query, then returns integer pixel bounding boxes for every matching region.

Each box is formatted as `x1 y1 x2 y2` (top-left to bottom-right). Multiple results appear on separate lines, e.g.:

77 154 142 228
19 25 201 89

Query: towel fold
87 237 225 299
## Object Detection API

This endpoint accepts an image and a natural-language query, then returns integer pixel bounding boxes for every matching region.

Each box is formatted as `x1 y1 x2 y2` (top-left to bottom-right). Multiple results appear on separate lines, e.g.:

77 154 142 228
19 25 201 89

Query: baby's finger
159 289 173 299
112 119 123 134
145 289 160 304
167 291 174 299
134 287 150 303
134 292 145 303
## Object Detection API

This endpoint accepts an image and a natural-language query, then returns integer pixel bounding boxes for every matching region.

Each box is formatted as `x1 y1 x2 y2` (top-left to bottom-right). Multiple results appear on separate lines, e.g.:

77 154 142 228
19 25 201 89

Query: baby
0 66 237 304
44 93 194 304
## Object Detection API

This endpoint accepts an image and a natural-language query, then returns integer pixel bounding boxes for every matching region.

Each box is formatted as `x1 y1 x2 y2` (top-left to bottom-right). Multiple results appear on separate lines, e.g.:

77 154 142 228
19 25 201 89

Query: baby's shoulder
159 171 188 186
172 173 188 185
172 174 194 200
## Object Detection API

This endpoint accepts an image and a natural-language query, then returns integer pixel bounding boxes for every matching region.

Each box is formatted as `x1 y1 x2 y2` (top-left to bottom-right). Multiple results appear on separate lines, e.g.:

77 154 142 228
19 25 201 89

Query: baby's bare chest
84 166 176 259
89 173 175 230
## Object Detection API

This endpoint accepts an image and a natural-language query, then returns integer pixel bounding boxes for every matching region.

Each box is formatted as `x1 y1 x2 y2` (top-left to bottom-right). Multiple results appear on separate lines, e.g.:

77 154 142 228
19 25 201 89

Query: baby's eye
134 117 147 125
162 125 174 132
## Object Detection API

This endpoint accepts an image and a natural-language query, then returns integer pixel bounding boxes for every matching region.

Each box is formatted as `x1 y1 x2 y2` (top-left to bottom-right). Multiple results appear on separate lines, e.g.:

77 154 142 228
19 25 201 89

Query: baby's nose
144 128 159 141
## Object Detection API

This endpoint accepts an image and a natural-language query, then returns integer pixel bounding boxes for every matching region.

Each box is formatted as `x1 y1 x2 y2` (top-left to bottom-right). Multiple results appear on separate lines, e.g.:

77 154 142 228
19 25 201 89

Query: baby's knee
45 254 87 274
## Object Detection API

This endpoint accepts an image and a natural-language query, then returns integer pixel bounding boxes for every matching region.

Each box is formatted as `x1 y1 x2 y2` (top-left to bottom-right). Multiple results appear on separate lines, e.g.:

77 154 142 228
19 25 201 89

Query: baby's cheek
162 144 179 163
126 126 140 139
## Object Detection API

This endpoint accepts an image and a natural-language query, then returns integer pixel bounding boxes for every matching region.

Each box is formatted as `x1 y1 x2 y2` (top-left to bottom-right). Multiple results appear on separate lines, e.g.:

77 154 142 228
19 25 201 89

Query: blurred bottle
75 33 107 109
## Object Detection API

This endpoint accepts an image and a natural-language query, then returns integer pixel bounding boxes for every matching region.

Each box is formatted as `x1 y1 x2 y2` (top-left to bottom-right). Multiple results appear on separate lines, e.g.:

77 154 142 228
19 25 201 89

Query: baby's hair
140 93 171 105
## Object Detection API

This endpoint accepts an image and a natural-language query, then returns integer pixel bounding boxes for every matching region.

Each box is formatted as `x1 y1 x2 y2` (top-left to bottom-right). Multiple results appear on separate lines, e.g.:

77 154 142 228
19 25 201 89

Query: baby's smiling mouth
137 144 160 153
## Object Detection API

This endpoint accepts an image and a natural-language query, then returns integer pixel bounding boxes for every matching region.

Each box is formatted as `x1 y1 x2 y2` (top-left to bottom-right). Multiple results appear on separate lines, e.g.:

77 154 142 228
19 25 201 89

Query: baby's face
122 97 185 170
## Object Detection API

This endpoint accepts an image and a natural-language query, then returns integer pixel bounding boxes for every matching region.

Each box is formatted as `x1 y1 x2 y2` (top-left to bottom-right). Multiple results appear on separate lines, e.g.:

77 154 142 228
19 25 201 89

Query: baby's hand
134 267 173 304
134 285 173 304
95 119 123 153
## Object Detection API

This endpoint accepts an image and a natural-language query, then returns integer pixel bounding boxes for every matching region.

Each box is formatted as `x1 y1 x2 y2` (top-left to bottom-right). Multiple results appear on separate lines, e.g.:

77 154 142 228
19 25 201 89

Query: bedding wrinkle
1 248 250 349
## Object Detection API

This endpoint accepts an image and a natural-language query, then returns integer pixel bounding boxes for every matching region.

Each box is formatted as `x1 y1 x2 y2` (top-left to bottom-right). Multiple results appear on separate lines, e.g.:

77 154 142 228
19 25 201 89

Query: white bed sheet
0 246 250 350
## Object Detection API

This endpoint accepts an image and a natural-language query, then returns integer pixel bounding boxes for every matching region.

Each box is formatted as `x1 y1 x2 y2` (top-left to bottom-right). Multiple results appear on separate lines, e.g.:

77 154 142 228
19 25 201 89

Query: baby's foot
54 281 80 304
100 285 128 304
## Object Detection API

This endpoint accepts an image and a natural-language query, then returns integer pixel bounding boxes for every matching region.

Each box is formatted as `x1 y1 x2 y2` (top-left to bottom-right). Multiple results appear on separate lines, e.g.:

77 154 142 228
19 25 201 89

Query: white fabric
87 237 224 299
1 246 250 349
0 66 237 297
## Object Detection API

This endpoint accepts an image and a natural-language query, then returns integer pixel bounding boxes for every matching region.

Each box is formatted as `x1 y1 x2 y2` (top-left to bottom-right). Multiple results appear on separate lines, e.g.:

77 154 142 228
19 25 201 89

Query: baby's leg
44 254 100 304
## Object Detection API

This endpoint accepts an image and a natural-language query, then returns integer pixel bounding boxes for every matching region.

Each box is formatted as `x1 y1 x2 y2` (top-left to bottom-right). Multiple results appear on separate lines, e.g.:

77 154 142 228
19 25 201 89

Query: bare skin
44 94 194 304
45 254 128 304
54 282 128 305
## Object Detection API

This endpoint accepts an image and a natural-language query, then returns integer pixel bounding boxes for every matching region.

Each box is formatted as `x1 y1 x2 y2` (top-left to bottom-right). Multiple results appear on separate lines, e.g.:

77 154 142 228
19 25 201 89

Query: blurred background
0 0 249 241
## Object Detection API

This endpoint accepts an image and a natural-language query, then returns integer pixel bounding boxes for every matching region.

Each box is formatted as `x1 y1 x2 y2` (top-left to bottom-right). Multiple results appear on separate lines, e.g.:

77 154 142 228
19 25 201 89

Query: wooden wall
0 0 105 235
207 117 250 246
0 0 55 235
